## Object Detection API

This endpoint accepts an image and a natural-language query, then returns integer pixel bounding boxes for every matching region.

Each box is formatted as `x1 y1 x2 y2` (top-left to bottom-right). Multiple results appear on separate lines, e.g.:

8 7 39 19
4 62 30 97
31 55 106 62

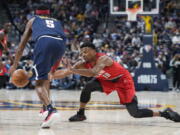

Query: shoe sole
69 117 86 122
41 113 60 128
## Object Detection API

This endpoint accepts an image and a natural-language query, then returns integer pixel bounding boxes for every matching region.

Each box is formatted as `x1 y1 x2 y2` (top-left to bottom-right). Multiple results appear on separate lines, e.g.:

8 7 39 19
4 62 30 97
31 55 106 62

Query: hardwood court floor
0 89 180 135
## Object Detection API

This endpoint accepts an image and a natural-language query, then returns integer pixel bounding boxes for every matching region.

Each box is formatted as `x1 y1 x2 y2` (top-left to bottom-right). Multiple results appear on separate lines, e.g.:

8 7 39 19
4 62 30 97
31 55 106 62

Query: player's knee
131 113 142 118
36 80 43 86
36 80 47 87
80 83 93 103
80 90 91 103
128 110 142 118
35 80 46 94
82 83 94 94
36 88 44 96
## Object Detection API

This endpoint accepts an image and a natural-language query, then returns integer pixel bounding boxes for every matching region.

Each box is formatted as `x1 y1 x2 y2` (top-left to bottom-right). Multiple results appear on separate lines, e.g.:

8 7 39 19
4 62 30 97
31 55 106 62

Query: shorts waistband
37 35 63 41
107 74 124 82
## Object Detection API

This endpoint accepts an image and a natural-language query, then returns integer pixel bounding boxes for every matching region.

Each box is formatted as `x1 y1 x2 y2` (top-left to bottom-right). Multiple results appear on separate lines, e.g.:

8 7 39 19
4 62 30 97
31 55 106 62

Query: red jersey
84 53 128 80
0 66 7 76
84 53 136 104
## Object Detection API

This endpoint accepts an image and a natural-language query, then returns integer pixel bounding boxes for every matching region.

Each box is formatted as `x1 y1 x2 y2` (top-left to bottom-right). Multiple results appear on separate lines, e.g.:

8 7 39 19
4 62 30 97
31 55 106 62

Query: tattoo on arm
70 56 113 77
91 56 113 75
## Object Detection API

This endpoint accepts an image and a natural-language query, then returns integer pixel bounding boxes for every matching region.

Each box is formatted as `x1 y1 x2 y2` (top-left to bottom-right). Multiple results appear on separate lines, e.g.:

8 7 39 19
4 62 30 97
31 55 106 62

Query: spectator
169 54 180 91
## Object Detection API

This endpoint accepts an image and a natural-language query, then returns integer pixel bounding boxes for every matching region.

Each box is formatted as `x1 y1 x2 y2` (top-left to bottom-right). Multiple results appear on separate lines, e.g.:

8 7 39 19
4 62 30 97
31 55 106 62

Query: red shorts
98 74 136 104
51 59 61 73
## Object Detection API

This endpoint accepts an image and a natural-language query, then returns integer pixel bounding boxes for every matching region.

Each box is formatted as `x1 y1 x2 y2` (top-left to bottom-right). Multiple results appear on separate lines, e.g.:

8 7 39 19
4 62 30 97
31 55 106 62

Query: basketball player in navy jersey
9 5 66 128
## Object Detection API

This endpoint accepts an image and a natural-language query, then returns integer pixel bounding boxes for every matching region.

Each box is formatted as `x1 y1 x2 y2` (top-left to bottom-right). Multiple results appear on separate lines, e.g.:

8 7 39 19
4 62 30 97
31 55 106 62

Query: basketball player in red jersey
51 42 180 122
0 23 12 69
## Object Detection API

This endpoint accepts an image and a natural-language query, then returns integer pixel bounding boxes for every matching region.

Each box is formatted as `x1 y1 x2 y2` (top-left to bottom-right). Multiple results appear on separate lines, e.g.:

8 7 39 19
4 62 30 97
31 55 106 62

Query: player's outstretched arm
51 69 73 80
70 55 113 77
9 18 34 75
51 60 85 79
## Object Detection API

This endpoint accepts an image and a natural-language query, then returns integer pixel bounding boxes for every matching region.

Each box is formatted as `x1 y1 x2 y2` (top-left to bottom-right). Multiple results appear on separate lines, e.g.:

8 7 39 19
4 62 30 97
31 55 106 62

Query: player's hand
27 70 33 78
67 68 73 74
69 67 75 73
62 57 72 68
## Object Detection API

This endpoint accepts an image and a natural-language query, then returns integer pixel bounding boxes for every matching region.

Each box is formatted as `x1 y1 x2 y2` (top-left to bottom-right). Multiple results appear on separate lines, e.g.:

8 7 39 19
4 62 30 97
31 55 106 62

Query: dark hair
80 42 96 50
36 5 49 10
35 5 50 15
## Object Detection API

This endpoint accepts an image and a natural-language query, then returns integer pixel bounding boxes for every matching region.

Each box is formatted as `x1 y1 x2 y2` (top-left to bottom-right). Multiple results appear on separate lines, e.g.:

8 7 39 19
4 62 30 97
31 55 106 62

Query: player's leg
33 37 65 128
45 59 61 101
42 80 50 108
36 80 51 106
125 96 154 118
119 74 180 122
175 68 180 91
39 59 61 116
35 79 60 128
126 96 180 122
37 79 50 118
172 70 177 91
69 78 103 121
33 39 54 115
45 80 50 98
33 64 59 128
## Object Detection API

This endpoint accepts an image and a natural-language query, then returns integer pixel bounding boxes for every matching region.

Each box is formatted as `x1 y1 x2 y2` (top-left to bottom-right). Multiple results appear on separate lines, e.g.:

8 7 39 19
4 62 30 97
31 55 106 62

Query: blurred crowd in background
0 0 179 91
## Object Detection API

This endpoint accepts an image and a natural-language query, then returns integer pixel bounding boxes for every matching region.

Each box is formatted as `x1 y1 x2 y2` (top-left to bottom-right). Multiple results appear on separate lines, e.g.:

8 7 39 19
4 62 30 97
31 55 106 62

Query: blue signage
134 35 169 91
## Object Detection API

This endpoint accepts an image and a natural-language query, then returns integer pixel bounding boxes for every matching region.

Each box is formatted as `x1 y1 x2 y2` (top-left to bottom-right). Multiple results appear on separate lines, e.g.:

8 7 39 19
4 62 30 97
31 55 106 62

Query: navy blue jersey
31 16 66 41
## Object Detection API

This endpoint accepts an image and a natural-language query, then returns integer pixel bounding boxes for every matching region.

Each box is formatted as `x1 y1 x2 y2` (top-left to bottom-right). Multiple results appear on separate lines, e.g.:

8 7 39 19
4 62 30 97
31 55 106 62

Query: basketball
11 69 29 87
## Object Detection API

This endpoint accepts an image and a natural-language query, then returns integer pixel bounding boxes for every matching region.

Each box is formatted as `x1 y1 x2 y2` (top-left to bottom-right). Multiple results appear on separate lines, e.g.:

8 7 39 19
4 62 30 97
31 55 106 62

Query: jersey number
45 20 55 28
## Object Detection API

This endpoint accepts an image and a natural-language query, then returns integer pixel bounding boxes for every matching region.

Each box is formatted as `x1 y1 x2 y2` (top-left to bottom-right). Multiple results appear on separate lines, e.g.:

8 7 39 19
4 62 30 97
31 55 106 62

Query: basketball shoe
160 108 180 122
69 111 86 122
39 109 48 119
41 108 60 128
